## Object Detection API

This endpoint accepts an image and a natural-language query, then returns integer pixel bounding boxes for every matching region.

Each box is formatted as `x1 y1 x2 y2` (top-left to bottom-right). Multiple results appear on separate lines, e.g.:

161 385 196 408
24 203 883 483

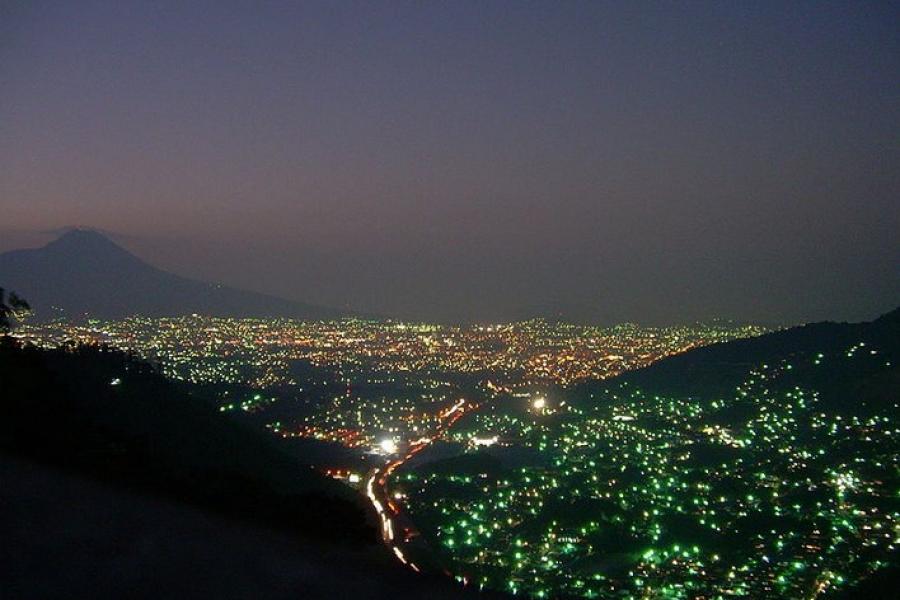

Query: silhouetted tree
0 288 29 333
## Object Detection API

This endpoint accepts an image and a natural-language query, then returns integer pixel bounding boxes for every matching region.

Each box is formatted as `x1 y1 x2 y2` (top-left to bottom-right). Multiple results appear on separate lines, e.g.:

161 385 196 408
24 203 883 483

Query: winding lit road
365 398 473 574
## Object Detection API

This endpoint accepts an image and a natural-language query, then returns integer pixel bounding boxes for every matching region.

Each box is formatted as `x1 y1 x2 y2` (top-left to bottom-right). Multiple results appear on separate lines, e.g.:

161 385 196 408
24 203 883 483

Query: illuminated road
365 398 473 574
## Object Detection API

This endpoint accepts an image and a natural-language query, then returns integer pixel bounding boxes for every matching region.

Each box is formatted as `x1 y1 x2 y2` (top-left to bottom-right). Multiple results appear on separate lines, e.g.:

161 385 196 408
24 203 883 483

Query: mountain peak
47 228 128 251
0 229 341 320
40 228 145 267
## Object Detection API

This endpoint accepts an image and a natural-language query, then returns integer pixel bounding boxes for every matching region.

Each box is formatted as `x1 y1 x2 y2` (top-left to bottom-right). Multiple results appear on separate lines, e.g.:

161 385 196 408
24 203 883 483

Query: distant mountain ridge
0 229 341 320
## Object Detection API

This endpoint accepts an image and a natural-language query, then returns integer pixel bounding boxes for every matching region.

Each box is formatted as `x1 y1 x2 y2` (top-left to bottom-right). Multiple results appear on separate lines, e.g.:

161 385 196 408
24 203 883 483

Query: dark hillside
1 455 507 600
0 337 373 543
601 307 900 406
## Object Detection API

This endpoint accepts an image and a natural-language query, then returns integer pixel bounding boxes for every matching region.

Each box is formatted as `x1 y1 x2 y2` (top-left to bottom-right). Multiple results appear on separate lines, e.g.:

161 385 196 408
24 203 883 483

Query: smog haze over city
1 2 898 600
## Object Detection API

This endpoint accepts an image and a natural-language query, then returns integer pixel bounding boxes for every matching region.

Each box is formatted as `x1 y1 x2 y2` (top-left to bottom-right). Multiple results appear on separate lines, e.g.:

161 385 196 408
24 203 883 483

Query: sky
1 1 898 324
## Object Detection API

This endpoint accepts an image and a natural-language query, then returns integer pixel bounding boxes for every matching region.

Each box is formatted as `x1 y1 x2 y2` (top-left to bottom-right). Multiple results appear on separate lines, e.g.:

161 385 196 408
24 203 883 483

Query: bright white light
380 438 398 454
532 397 546 410
471 435 498 447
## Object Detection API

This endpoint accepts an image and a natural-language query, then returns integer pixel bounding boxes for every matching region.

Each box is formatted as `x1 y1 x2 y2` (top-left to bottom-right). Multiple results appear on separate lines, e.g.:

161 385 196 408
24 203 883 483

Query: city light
379 438 398 454
471 435 498 447
19 317 897 597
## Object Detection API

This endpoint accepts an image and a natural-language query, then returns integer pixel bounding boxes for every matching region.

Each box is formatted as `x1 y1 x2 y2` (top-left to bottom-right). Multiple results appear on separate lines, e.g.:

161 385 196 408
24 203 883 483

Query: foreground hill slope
0 338 369 542
0 229 340 320
0 338 508 598
1 455 507 600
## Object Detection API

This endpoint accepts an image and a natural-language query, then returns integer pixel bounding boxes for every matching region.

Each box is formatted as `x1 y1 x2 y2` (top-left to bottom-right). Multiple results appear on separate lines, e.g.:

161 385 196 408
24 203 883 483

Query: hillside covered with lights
395 308 900 598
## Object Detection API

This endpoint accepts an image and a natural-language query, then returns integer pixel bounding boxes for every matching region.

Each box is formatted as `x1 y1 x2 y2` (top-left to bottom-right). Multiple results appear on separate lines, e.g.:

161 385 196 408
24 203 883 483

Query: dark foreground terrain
0 338 496 599
0 455 494 600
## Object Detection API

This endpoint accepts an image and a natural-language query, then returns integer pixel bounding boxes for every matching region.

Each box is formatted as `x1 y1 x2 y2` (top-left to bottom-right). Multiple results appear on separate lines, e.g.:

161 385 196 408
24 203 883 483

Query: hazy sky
2 1 898 324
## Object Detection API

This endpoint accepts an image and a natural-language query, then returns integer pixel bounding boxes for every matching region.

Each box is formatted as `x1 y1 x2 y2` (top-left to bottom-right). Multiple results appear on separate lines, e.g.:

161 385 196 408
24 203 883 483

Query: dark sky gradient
2 1 898 324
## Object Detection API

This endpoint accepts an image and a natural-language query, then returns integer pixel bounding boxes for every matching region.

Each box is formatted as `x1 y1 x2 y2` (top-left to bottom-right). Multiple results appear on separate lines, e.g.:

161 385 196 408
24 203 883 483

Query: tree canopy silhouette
0 288 29 333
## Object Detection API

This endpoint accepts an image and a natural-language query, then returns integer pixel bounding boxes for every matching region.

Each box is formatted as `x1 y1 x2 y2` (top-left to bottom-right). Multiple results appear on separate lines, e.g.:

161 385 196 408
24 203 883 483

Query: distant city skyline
2 2 898 324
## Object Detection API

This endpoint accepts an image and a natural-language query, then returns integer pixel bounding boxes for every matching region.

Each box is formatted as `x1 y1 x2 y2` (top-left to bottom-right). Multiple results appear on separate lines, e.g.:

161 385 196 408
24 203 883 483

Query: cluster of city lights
396 343 898 598
16 317 896 597
14 316 766 389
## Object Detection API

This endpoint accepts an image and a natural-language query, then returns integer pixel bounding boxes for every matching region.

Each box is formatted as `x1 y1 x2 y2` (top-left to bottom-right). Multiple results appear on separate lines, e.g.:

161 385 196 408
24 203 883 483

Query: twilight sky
1 1 898 324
